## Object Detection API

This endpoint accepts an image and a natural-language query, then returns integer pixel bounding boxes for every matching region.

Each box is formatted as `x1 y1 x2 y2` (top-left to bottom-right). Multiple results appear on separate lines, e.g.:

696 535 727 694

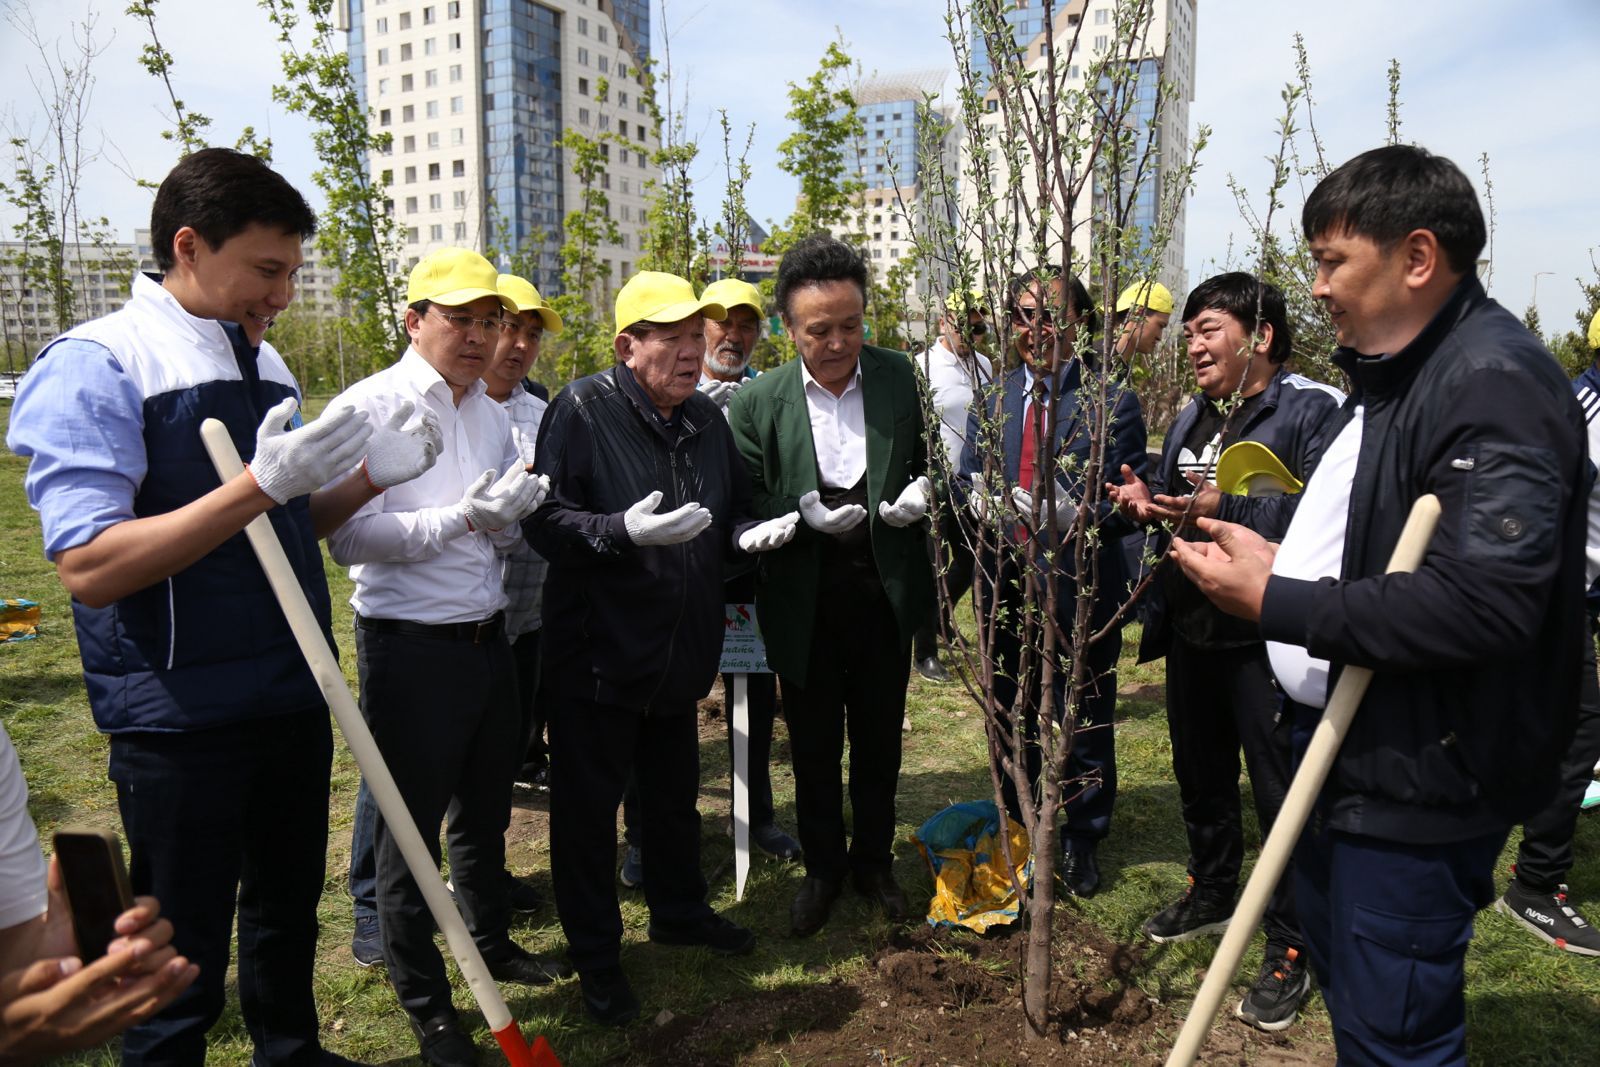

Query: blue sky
3 0 1596 334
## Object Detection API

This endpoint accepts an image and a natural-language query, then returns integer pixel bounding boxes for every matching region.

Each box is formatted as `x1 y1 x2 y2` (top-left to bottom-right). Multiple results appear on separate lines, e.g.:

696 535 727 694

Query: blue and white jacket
8 274 333 734
1572 363 1600 613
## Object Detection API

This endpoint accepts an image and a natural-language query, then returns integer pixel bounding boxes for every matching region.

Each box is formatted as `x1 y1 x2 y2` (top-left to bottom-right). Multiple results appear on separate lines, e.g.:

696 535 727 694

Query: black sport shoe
1235 947 1312 1032
1497 879 1600 956
619 845 644 889
351 914 384 968
1143 878 1233 943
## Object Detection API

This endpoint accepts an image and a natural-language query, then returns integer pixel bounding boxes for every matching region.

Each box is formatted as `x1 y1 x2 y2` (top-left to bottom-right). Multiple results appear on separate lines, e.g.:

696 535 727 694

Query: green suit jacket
726 344 935 687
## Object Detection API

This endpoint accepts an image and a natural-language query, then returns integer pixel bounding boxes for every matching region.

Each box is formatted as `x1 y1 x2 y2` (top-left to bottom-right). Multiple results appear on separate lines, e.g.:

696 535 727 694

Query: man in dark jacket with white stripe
1173 145 1587 1066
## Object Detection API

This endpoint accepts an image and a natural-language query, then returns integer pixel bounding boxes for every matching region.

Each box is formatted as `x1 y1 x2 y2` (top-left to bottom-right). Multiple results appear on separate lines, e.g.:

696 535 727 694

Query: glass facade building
857 98 924 187
969 2 1049 93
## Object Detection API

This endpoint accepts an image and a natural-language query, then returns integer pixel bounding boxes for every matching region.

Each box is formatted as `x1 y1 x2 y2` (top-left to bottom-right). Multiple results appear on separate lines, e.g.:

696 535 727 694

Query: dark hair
1182 272 1293 364
409 299 432 319
1302 144 1485 274
774 234 869 319
1007 267 1100 338
150 148 317 272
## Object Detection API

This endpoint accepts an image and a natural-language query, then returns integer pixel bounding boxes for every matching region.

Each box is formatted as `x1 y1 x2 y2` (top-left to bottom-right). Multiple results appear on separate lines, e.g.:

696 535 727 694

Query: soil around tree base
627 910 1335 1065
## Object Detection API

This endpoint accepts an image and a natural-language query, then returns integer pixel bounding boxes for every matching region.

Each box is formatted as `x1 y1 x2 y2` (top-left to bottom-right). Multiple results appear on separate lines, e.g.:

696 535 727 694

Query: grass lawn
3 396 1599 1064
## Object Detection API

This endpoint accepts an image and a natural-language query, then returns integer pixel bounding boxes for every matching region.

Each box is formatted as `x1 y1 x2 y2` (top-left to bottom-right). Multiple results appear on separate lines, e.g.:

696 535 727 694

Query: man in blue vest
7 148 439 1066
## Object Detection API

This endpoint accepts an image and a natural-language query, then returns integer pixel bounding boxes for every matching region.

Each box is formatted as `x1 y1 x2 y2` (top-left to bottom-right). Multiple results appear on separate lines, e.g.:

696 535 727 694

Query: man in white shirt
326 248 564 1067
912 290 993 681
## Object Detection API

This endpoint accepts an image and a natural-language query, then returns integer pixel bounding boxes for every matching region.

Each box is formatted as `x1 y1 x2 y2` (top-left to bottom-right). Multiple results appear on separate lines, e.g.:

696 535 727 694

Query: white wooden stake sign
719 602 772 901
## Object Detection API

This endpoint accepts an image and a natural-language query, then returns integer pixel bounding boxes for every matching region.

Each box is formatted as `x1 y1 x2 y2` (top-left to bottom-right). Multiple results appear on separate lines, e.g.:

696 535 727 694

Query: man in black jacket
525 271 798 1025
1173 145 1587 1065
1112 273 1343 1033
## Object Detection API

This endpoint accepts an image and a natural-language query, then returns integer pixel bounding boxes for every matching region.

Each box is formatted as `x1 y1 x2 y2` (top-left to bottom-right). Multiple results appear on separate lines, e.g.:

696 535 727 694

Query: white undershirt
0 724 48 930
1267 407 1364 709
916 338 992 469
801 358 868 490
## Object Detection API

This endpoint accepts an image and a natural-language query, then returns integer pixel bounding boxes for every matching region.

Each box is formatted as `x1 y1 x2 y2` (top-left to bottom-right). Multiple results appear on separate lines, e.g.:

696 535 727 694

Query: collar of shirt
394 346 486 407
1023 361 1071 397
799 355 863 401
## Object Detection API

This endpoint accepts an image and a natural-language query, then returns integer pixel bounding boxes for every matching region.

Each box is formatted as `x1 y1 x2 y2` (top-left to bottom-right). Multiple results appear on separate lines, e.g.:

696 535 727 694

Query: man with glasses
326 248 567 1067
912 290 994 682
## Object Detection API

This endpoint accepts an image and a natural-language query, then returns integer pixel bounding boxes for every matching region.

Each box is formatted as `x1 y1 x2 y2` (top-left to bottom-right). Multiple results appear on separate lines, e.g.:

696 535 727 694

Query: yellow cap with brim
1115 279 1174 315
497 273 565 334
1588 307 1600 352
408 248 515 312
944 288 988 317
700 278 763 317
615 271 727 336
1216 440 1303 497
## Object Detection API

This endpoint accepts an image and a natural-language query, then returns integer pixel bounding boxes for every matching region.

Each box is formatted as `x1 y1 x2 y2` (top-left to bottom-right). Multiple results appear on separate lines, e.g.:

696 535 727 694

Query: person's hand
360 401 443 490
798 490 867 535
459 467 547 532
1169 516 1279 621
1106 464 1161 523
623 490 713 546
0 865 198 1066
965 473 1009 524
696 378 741 409
878 476 933 528
1151 470 1223 525
247 398 372 504
737 511 800 553
510 425 539 469
1010 483 1074 532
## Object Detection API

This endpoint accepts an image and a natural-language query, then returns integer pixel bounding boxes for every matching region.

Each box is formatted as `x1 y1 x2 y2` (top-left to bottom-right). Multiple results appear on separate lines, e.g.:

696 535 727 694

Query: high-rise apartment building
967 1 1050 93
342 0 658 298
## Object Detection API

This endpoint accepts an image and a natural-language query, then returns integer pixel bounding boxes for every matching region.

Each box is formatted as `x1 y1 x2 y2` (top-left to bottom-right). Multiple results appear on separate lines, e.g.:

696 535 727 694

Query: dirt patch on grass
625 911 1333 1065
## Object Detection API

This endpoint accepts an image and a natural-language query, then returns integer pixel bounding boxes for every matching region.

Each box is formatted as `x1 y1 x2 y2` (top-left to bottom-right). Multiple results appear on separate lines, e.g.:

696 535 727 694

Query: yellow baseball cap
944 288 989 316
497 273 564 334
1115 279 1174 315
1588 307 1600 351
700 278 763 317
1216 440 1303 497
615 271 727 336
408 248 515 311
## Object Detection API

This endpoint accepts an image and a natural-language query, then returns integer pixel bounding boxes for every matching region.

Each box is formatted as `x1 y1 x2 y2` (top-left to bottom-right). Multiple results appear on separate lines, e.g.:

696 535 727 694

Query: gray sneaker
1235 947 1312 1032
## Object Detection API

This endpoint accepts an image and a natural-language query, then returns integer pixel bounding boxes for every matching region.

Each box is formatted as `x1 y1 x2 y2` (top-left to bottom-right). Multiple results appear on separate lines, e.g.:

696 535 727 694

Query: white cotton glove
738 511 800 553
966 472 1009 524
623 490 713 546
460 467 548 532
697 378 742 409
248 397 372 504
878 475 933 528
1011 484 1074 531
361 400 443 490
798 489 868 535
510 425 539 468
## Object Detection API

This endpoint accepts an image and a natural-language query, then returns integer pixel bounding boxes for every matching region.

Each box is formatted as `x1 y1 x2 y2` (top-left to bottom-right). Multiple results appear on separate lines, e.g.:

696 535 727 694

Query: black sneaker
1143 878 1233 943
647 914 757 956
619 845 644 889
351 914 384 968
1497 879 1600 956
504 873 542 913
1235 947 1312 1032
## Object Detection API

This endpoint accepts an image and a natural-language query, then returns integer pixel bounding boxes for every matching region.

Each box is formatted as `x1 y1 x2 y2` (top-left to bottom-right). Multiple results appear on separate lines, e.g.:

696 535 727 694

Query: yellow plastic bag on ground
1 599 39 643
912 800 1032 933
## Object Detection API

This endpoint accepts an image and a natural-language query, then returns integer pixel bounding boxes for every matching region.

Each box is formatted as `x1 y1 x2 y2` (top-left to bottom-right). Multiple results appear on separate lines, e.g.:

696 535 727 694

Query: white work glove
798 489 868 535
510 425 539 468
623 490 713 546
1011 484 1074 531
966 472 1009 524
697 378 742 409
878 475 933 528
460 467 548 532
361 400 443 490
248 397 372 504
738 511 800 553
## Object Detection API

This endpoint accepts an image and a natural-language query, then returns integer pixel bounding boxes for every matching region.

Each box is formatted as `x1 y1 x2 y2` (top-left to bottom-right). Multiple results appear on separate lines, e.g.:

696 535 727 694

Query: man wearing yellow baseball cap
1112 278 1174 359
694 277 764 410
526 270 800 1025
327 246 566 1066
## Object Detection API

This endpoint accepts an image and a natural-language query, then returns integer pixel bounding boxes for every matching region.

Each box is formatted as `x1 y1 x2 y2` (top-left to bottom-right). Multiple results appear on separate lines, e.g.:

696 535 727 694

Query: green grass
3 397 1600 1064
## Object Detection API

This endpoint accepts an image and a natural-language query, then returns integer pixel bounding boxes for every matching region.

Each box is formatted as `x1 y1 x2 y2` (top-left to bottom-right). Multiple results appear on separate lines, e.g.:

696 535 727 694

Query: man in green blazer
727 235 935 937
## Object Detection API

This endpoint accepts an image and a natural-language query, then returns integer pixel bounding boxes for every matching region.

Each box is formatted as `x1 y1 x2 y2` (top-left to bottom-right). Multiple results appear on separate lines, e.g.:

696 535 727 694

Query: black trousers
110 709 331 1066
510 627 547 771
1517 624 1600 890
1165 637 1301 951
549 694 713 973
779 578 910 883
356 624 520 1022
913 508 977 661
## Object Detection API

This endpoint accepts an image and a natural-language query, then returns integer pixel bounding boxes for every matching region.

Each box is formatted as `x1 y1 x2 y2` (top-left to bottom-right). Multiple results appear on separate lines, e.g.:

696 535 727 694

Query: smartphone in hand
53 827 135 961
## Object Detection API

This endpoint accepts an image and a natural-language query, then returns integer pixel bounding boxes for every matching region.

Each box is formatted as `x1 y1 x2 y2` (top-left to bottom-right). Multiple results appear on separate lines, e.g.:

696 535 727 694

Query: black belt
356 612 505 644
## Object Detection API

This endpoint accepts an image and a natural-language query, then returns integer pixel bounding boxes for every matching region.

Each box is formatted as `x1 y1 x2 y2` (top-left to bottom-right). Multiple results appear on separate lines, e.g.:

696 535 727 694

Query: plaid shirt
499 385 549 637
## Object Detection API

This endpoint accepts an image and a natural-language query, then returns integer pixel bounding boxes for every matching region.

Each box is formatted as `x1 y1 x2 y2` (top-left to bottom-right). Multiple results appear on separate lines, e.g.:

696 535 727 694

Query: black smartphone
53 827 135 961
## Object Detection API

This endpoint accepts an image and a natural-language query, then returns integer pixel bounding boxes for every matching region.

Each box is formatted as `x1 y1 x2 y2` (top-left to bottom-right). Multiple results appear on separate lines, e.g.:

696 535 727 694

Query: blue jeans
110 709 332 1066
348 779 378 923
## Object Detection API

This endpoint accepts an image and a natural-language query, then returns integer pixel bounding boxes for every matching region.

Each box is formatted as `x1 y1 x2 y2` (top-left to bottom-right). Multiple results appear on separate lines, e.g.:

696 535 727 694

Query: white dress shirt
325 347 520 624
801 358 868 490
916 338 992 468
1267 407 1364 708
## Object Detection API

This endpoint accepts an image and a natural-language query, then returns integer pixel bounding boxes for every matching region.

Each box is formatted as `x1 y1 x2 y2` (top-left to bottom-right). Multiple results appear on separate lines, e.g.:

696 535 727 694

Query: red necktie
1016 394 1043 541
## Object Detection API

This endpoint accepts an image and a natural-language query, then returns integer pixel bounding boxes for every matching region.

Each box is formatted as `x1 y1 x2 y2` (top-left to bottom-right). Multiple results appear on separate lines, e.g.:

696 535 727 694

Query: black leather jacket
525 365 754 711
